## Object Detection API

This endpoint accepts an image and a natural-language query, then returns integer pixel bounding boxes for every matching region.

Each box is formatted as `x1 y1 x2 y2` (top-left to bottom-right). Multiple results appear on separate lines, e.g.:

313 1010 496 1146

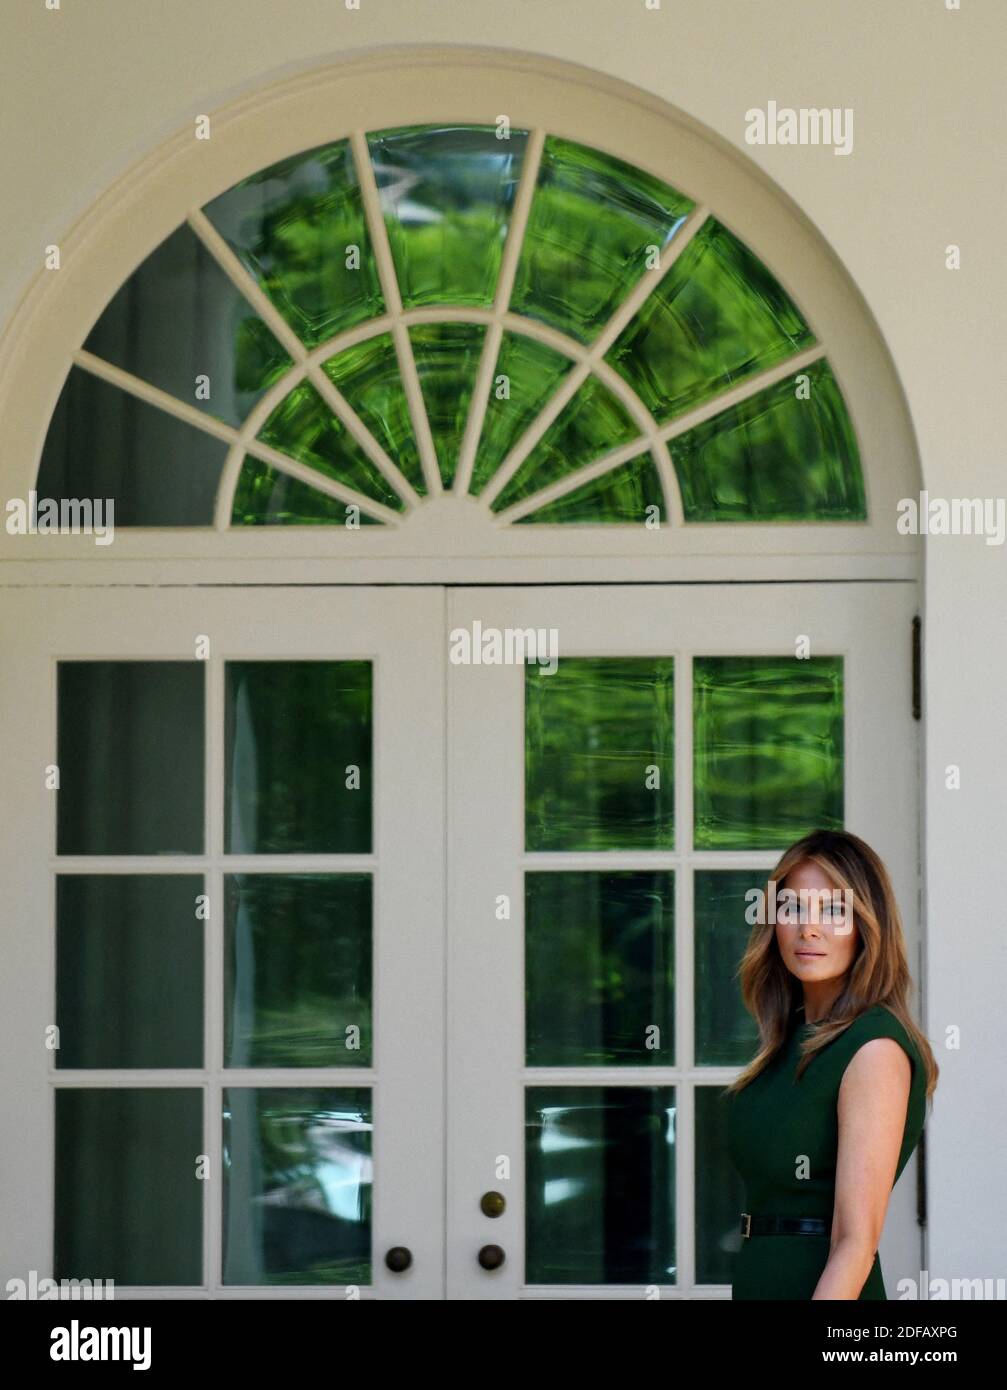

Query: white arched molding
0 47 922 584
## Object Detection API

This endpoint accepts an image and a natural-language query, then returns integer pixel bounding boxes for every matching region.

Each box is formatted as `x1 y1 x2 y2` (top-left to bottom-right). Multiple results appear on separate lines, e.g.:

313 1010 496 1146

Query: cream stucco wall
1 0 1004 1285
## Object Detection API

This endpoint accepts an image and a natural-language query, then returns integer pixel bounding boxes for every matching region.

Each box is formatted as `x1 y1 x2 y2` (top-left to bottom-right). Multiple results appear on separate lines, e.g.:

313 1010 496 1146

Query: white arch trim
0 47 921 583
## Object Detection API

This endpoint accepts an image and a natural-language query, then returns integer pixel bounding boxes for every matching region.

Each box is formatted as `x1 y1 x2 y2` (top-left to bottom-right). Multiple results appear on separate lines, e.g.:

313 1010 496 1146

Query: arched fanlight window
36 124 864 531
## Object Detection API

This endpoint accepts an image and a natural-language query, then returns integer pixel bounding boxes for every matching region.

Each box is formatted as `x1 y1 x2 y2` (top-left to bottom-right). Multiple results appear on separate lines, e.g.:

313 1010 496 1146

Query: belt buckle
740 1212 751 1239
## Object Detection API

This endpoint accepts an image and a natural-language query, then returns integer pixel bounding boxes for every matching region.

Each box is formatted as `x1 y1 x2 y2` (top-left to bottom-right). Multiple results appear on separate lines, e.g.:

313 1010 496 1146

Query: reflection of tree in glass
607 217 815 422
526 871 675 1067
224 872 373 1067
204 140 384 347
693 656 844 849
513 137 695 344
526 657 675 851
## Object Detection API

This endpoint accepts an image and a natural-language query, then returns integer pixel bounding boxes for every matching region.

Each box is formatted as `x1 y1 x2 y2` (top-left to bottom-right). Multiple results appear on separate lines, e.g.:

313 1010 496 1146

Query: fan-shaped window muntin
38 125 865 530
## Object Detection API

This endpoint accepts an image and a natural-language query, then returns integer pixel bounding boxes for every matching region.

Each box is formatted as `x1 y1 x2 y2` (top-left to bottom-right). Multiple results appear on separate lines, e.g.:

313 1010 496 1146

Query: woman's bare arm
811 1038 911 1300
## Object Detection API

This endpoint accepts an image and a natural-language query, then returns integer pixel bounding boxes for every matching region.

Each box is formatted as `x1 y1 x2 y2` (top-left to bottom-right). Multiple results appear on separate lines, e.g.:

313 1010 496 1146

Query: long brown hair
723 828 938 1101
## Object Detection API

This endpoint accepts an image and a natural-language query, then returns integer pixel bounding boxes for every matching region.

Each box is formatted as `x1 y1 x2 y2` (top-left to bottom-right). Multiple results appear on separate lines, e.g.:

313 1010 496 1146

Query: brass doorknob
385 1246 412 1273
480 1190 506 1218
477 1244 506 1270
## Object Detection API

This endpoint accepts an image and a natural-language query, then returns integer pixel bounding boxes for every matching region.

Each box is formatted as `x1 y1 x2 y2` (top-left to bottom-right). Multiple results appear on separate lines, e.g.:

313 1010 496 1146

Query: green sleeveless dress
726 1003 927 1300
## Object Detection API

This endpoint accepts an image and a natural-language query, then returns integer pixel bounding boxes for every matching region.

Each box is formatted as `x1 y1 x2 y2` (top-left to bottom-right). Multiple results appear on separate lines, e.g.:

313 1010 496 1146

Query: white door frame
0 585 447 1299
446 581 921 1299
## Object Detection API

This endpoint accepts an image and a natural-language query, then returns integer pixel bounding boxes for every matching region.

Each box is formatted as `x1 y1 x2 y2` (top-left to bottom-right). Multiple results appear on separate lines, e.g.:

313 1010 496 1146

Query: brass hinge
911 615 922 721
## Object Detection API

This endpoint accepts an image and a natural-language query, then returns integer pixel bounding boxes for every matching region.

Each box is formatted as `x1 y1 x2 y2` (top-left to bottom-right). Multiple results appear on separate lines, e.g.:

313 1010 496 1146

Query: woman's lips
795 950 826 958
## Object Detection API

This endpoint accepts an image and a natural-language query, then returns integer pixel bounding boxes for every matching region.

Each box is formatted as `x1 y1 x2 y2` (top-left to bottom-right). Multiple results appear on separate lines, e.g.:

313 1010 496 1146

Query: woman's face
774 858 860 985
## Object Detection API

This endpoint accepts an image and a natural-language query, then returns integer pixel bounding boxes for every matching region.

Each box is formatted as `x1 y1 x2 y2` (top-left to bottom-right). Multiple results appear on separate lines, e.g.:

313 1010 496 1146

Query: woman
725 828 938 1300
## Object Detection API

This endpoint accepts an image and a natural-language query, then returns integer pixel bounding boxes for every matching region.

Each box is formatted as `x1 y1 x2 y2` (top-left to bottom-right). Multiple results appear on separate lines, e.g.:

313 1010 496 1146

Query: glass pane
368 124 529 310
491 375 641 513
511 136 694 343
58 662 204 856
83 222 291 427
55 1088 202 1286
223 1088 372 1285
225 661 371 854
471 332 575 495
526 871 674 1066
203 140 383 347
694 870 762 1065
526 657 674 850
256 382 405 513
322 334 425 495
695 1085 746 1285
36 366 226 527
525 1086 676 1284
606 217 814 423
56 875 204 1069
225 875 372 1068
515 450 664 525
693 656 844 850
670 360 866 521
409 321 487 489
231 459 383 526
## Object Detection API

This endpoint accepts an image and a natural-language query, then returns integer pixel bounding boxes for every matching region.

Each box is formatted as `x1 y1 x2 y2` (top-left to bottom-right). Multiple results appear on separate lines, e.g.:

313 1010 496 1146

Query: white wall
2 0 1004 1285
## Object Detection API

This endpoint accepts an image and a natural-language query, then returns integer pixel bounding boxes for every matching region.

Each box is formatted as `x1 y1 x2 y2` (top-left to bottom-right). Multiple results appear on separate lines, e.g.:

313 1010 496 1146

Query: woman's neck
801 980 845 1023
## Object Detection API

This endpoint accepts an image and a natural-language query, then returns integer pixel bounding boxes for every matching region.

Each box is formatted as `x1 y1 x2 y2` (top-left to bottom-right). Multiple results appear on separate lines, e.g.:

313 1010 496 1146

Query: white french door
0 581 920 1299
0 586 446 1299
446 583 921 1298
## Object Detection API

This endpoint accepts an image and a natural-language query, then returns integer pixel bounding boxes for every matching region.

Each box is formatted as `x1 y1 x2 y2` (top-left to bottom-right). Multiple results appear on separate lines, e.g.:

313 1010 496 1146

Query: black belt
740 1212 830 1238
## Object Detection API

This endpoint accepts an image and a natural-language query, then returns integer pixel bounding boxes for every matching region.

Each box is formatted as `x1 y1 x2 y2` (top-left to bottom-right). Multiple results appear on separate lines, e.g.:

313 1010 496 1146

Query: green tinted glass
55 1088 202 1286
516 450 664 524
225 875 372 1068
511 137 694 343
83 222 292 427
223 1088 372 1285
39 127 869 532
694 870 763 1065
57 662 204 856
671 360 865 521
695 1085 746 1285
56 876 203 1069
409 321 487 488
606 217 814 423
526 657 674 850
471 333 575 495
225 661 372 854
203 139 383 346
525 1086 676 1284
693 656 844 849
257 382 405 512
369 124 528 309
526 872 675 1066
37 367 226 527
492 375 641 512
322 334 425 495
232 459 383 525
